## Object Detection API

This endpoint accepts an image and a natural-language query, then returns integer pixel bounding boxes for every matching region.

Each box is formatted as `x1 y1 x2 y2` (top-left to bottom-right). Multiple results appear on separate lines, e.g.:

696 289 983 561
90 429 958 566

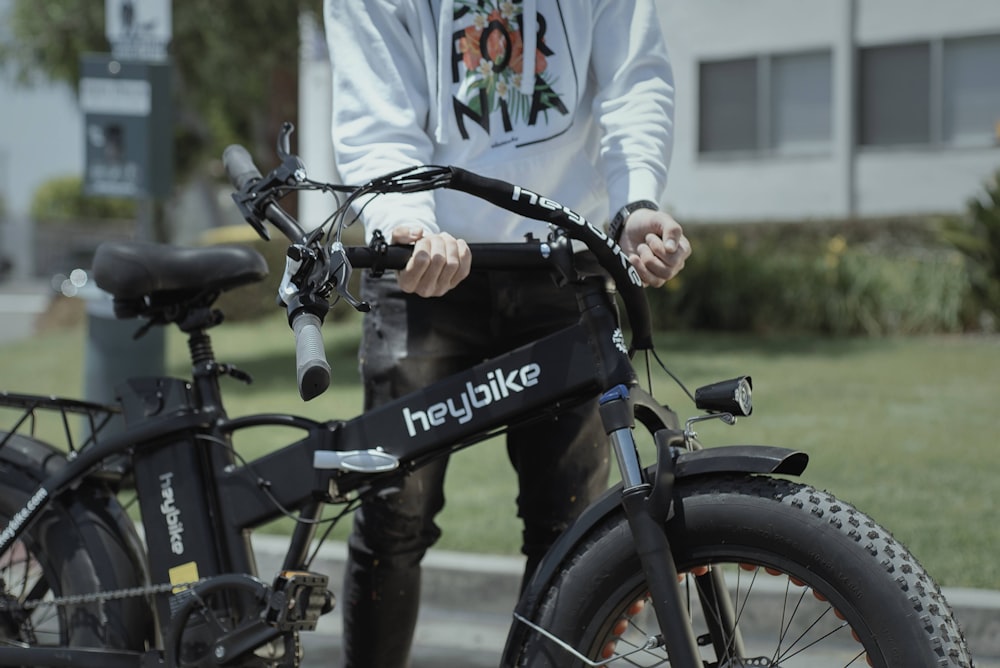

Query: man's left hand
617 209 692 288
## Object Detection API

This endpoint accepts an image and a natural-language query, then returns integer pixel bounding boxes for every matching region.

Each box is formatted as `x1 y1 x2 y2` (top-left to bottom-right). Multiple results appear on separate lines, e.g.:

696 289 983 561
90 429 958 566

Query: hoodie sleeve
324 0 439 241
589 0 675 217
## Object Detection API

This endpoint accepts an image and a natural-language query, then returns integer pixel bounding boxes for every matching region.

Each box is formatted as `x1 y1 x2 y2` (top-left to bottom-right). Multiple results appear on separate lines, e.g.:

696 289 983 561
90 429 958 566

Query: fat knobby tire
520 474 973 667
0 433 151 652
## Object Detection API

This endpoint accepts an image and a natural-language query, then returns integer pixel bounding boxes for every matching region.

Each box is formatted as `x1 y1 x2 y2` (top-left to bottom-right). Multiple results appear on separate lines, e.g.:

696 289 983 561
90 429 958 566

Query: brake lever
273 123 307 187
277 121 294 161
329 242 370 312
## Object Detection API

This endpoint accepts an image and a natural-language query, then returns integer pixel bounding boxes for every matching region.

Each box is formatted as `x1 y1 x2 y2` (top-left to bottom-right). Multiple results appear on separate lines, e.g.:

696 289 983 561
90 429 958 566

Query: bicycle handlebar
289 243 565 401
342 243 579 271
223 144 308 243
223 138 654 401
444 167 651 349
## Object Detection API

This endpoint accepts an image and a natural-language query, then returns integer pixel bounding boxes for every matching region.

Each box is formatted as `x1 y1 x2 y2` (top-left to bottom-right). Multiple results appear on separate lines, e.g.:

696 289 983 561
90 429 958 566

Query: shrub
199 225 286 323
649 218 968 336
817 246 966 336
28 176 138 277
939 169 1000 330
205 215 971 335
30 175 136 223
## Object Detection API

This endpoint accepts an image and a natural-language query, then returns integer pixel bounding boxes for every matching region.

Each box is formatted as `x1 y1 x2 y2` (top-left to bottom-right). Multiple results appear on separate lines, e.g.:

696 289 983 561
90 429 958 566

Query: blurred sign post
78 0 174 429
80 56 172 200
82 0 173 203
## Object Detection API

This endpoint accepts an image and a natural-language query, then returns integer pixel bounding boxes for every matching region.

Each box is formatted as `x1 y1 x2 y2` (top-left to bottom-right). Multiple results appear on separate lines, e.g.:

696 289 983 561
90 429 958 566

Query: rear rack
0 391 119 453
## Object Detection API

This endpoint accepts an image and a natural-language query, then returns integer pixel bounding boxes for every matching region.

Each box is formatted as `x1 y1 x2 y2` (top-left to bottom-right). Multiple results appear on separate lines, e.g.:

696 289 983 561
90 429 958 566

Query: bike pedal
266 571 334 632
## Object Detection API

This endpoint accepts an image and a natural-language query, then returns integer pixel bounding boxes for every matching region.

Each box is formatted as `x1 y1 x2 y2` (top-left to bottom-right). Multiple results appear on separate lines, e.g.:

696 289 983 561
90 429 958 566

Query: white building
0 0 87 279
659 0 1000 222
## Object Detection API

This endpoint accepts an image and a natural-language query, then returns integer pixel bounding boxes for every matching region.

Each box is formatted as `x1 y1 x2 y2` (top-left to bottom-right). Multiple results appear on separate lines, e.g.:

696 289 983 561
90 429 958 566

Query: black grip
222 145 263 191
292 312 331 401
344 246 412 270
344 243 567 272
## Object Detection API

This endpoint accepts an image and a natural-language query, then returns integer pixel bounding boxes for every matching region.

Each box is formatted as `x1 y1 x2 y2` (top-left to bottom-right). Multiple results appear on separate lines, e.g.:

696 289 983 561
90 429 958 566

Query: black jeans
340 268 613 668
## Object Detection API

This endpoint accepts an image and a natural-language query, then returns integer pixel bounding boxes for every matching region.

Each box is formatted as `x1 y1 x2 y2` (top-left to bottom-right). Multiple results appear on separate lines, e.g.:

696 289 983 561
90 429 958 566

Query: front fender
675 444 808 478
499 442 807 666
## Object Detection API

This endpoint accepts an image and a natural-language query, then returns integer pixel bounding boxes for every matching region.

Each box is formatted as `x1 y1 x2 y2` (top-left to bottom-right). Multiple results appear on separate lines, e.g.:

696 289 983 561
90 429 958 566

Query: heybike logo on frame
0 487 48 548
159 472 186 555
402 363 542 437
510 185 643 288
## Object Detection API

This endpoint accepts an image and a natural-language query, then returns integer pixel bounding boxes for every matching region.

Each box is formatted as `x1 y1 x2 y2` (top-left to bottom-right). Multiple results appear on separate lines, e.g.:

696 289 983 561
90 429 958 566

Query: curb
252 535 525 617
251 535 1000 661
0 283 49 345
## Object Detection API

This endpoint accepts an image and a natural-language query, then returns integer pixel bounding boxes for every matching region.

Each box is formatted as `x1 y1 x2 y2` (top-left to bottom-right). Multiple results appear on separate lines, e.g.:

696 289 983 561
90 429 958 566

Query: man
324 1 690 665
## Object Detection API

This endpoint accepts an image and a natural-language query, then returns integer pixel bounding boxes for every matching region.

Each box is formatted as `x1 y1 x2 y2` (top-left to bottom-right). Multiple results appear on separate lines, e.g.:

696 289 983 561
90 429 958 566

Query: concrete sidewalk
0 281 50 345
252 535 1000 667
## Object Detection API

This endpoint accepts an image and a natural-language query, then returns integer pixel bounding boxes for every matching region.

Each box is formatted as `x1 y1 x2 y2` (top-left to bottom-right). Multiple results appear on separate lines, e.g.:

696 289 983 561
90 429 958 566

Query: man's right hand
391 226 472 297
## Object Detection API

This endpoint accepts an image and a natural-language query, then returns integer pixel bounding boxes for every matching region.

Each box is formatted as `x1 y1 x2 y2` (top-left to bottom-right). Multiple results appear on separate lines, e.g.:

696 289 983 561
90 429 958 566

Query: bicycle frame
0 267 700 667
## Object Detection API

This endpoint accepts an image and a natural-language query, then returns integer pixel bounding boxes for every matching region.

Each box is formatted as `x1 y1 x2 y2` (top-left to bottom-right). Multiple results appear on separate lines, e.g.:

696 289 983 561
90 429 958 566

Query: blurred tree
30 175 136 222
0 0 322 184
941 169 1000 328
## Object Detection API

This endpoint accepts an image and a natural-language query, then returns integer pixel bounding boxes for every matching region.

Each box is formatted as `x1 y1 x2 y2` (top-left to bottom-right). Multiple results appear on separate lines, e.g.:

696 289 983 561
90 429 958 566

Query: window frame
697 48 835 159
856 32 1000 150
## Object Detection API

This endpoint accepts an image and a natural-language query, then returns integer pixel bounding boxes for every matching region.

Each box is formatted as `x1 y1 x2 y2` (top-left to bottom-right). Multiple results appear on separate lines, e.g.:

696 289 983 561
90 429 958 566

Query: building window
942 35 1000 146
698 50 832 156
858 43 931 146
858 34 1000 148
771 51 834 154
698 58 757 153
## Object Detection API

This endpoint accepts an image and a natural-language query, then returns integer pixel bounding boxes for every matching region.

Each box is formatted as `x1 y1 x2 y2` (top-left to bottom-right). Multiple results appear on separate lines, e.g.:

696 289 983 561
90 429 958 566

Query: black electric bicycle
0 123 973 667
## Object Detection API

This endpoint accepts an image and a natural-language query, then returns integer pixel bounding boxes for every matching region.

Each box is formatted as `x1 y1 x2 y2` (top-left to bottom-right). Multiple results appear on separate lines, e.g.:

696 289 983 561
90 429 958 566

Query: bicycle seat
93 240 268 301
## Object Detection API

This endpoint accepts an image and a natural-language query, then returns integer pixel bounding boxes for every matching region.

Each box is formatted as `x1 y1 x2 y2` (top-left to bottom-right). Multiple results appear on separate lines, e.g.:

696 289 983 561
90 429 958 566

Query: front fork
599 384 744 668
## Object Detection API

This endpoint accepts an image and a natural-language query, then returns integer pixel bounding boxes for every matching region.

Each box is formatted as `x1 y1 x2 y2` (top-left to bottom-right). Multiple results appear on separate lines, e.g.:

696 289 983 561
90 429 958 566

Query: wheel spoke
584 564 876 667
772 577 810 663
519 476 971 668
775 608 847 663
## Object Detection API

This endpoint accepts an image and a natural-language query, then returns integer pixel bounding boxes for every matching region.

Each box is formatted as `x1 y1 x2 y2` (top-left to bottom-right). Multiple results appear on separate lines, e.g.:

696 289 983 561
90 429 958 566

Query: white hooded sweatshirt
324 0 674 244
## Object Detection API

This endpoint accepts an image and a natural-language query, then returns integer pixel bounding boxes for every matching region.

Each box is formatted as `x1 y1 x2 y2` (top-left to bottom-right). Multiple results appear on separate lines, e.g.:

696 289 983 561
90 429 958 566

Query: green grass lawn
1 309 997 589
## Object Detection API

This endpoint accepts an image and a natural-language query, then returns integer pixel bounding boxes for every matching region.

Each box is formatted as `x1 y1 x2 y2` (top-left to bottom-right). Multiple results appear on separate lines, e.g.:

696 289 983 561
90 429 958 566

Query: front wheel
519 475 972 667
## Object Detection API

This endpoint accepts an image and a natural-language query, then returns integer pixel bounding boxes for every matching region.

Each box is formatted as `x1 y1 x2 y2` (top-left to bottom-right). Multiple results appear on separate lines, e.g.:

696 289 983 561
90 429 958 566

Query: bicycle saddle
93 240 268 301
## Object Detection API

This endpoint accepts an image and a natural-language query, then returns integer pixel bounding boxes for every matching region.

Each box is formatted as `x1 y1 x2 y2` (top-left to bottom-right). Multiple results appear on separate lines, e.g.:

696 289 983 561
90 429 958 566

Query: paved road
0 281 49 345
295 606 1000 667
298 608 508 667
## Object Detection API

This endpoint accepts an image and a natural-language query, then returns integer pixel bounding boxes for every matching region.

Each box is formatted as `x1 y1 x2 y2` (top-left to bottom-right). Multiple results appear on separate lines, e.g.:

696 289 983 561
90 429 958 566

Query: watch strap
608 199 659 244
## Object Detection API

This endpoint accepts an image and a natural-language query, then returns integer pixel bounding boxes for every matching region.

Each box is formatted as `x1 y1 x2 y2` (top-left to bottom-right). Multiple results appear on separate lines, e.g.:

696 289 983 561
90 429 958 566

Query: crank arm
211 619 283 666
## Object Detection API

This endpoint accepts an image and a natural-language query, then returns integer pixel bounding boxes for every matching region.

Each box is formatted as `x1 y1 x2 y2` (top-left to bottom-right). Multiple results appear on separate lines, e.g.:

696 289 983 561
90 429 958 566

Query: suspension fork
598 384 703 668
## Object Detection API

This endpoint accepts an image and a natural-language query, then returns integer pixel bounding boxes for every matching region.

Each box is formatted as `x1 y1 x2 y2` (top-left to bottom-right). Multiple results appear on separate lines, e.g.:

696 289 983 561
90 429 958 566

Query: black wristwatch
608 199 659 244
